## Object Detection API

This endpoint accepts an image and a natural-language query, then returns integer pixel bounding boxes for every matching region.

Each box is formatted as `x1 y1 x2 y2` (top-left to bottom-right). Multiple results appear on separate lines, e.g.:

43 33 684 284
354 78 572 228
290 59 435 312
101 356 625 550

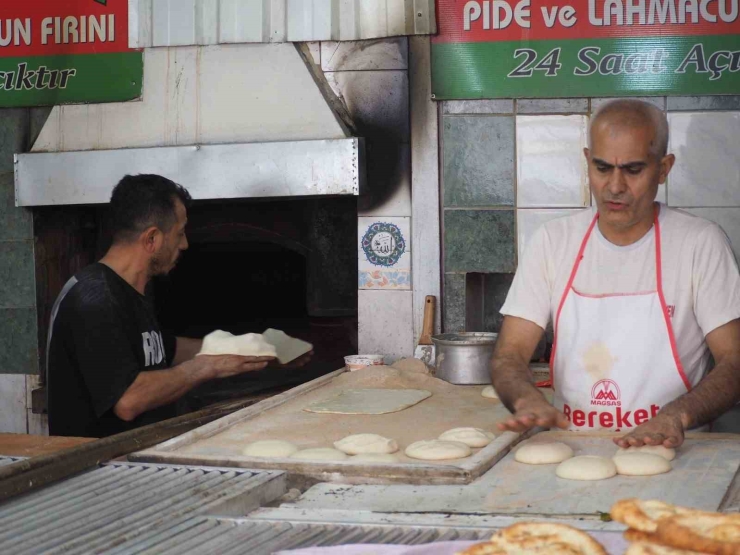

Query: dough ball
290 448 349 461
556 456 617 481
615 445 676 461
481 385 499 399
405 440 471 461
198 330 277 357
350 453 401 463
438 427 496 448
515 442 574 465
390 358 431 374
333 433 399 455
241 440 298 458
613 453 672 476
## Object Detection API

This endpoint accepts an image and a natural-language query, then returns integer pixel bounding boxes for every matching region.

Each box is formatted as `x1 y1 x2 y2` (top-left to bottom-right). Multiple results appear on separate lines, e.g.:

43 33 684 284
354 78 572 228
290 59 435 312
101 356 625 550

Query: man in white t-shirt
492 99 740 448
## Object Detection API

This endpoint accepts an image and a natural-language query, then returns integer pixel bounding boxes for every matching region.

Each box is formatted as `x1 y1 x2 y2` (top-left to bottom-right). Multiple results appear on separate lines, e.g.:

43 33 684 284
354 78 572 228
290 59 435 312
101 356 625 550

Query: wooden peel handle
419 295 435 345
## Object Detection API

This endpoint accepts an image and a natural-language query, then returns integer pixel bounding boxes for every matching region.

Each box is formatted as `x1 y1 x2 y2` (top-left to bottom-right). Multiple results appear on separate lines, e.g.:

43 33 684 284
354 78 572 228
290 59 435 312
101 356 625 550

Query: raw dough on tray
405 440 471 461
334 433 399 455
481 385 499 399
556 456 616 481
613 453 672 476
438 427 495 448
303 388 432 415
615 445 676 461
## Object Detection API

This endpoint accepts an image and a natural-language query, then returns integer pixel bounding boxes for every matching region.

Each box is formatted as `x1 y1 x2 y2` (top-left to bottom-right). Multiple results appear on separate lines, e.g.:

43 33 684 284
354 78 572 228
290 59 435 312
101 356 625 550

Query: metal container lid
431 332 498 346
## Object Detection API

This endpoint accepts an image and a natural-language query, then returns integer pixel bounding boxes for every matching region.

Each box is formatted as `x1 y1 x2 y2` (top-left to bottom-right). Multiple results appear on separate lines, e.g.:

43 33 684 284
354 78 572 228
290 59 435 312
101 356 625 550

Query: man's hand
268 351 314 369
498 396 570 433
614 412 684 448
197 354 274 379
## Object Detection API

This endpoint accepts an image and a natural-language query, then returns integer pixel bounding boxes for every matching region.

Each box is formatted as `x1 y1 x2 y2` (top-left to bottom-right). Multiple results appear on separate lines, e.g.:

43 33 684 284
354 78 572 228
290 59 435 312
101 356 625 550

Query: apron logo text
590 378 621 406
563 402 660 430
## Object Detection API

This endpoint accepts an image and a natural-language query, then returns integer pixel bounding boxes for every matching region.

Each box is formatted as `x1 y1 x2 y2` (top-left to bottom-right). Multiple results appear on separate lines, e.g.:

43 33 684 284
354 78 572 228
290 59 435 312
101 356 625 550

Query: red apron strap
549 214 599 389
654 210 692 391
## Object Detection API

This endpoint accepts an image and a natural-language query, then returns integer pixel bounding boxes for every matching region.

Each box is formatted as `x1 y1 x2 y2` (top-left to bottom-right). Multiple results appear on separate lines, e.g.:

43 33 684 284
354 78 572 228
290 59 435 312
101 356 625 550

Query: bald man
492 99 740 448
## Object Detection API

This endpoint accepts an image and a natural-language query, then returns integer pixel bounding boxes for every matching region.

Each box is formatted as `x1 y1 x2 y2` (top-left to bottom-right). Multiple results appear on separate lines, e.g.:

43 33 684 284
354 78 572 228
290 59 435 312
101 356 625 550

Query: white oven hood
15 138 363 207
16 43 363 207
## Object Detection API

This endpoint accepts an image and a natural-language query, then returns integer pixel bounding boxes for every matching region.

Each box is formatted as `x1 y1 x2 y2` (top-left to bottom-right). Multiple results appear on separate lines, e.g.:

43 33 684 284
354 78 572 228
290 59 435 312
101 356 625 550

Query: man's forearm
659 356 740 430
114 359 210 421
491 353 549 413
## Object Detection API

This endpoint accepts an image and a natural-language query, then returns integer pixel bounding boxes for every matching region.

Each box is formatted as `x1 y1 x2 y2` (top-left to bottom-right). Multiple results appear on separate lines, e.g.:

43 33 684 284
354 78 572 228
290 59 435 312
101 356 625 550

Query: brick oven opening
34 196 358 413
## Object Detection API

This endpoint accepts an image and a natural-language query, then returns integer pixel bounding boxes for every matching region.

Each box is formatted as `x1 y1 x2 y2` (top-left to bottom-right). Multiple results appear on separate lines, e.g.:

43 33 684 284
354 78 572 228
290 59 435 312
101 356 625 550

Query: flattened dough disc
303 388 432 415
262 328 313 364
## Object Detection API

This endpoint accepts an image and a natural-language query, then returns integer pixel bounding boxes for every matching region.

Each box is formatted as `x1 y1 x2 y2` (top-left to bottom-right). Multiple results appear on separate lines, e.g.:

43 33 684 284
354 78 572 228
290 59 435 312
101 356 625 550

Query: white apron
550 210 694 432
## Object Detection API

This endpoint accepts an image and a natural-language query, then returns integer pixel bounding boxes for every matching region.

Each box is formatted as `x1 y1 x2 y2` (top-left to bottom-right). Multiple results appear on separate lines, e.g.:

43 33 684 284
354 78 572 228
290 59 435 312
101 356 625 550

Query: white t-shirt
501 204 740 385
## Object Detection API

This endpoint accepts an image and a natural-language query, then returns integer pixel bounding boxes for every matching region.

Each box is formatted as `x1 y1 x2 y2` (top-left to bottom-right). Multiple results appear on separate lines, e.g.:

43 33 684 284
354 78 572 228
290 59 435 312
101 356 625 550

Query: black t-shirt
47 263 177 438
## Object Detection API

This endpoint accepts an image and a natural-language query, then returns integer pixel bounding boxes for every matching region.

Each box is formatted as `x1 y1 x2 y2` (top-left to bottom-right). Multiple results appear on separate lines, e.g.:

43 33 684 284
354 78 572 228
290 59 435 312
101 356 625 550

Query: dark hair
109 174 192 244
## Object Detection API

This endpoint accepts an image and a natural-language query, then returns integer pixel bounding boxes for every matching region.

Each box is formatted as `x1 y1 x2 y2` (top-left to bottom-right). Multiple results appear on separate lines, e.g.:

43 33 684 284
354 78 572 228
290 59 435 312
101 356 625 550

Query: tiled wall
321 38 415 362
0 107 51 434
441 96 740 335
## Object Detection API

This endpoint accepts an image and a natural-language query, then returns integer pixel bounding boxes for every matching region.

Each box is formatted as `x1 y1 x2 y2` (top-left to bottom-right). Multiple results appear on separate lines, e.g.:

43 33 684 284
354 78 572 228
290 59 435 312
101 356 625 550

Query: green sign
0 1 142 107
432 0 740 99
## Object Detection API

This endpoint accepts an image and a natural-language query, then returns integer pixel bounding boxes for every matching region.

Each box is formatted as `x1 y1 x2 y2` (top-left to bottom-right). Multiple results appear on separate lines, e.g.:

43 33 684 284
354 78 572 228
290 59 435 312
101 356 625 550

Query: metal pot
431 332 498 384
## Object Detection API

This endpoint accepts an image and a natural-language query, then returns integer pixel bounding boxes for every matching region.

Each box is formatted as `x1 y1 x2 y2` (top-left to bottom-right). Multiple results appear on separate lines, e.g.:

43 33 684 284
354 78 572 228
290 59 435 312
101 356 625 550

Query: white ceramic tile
517 209 584 260
358 217 411 290
684 208 740 261
358 290 414 363
668 112 740 207
516 115 589 208
0 374 27 433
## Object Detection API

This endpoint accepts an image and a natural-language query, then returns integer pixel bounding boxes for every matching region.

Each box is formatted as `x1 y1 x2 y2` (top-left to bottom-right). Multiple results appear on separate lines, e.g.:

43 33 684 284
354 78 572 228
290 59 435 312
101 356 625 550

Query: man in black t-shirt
47 174 279 437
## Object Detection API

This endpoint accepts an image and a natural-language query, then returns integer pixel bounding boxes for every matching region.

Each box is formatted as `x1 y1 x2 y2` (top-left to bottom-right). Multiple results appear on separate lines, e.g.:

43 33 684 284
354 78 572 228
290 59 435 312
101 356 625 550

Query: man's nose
181 235 189 251
607 169 627 194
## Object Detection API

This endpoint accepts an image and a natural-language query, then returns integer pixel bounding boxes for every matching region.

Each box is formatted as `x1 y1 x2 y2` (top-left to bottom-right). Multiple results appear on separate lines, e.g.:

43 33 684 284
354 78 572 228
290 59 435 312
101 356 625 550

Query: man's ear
583 147 590 161
659 153 676 184
141 227 161 253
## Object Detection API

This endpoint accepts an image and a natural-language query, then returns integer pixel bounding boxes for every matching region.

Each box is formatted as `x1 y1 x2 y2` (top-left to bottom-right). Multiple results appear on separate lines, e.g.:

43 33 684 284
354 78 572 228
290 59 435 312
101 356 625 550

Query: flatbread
656 513 740 554
303 388 432 415
457 522 607 554
625 543 705 554
197 330 277 357
262 328 313 364
611 499 696 533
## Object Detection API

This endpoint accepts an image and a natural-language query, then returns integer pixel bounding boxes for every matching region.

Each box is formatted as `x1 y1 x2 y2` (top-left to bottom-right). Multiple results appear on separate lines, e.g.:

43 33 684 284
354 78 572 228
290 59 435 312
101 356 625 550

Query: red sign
0 1 130 57
0 0 141 107
434 0 740 43
432 0 740 98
